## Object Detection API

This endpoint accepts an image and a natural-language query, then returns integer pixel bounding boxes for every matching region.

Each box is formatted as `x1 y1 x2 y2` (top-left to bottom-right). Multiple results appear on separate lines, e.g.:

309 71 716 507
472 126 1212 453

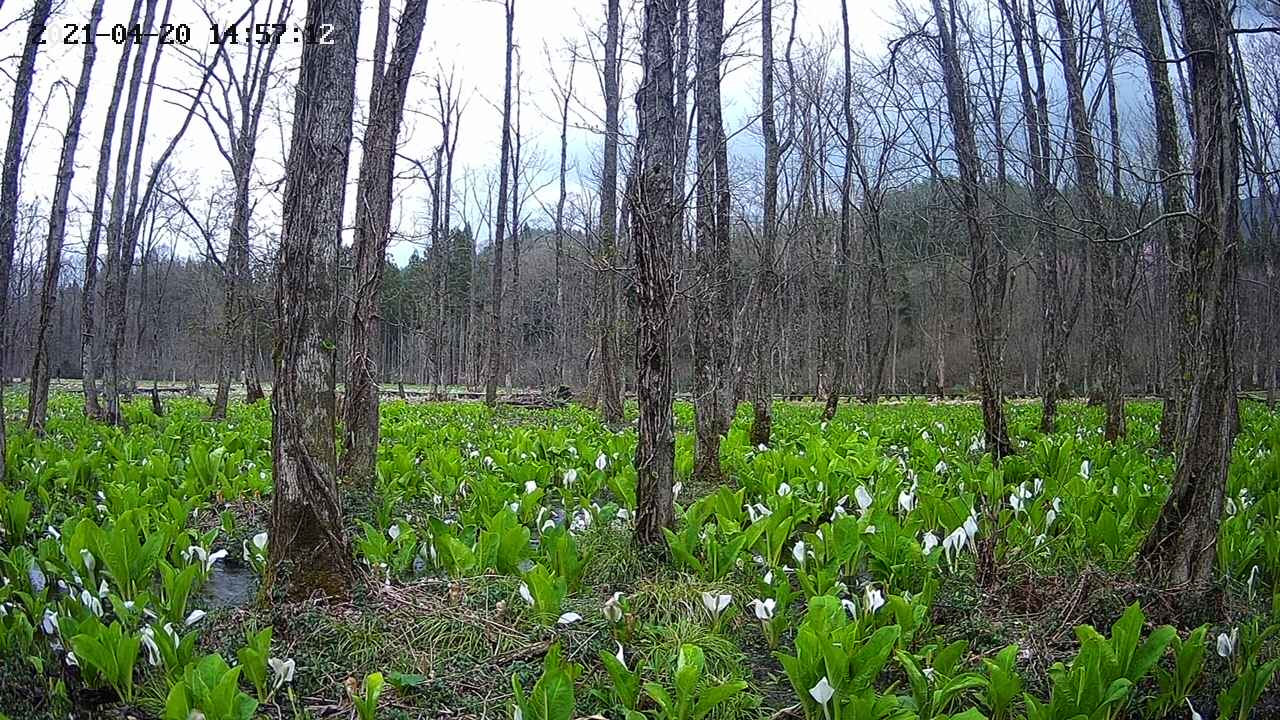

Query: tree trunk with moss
1139 0 1241 588
267 0 361 600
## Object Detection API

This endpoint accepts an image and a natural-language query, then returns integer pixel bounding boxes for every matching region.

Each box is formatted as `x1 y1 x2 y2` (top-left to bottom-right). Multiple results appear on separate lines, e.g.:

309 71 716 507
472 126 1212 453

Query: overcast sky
0 0 902 266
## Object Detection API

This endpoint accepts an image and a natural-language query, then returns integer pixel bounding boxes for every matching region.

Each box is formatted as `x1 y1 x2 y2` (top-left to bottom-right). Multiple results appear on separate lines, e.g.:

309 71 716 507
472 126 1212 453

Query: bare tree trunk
267 0 361 600
343 0 429 484
634 0 678 547
999 0 1061 432
485 0 515 408
822 0 855 421
208 0 290 418
1051 0 1125 440
750 0 778 447
81 0 145 420
508 52 523 388
29 0 104 431
1127 0 1191 448
0 0 52 474
244 299 266 402
930 0 1012 459
102 0 165 424
1140 0 1240 589
595 0 625 424
553 53 576 389
691 0 733 483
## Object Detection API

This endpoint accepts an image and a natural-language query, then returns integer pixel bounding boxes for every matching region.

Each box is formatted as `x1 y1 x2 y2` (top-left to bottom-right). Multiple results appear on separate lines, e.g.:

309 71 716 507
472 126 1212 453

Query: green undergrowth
1 392 1279 718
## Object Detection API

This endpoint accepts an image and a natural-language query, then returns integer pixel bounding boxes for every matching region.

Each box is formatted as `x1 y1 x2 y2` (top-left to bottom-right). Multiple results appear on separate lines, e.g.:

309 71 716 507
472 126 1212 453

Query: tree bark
929 0 1012 458
595 0 625 424
1127 0 1191 449
634 0 678 547
29 0 104 431
267 0 362 600
343 0 429 483
485 0 515 408
553 54 576 389
80 0 145 420
822 0 856 421
1051 0 1125 441
101 0 165 424
0 0 52 474
750 0 778 447
1139 0 1241 589
691 0 733 483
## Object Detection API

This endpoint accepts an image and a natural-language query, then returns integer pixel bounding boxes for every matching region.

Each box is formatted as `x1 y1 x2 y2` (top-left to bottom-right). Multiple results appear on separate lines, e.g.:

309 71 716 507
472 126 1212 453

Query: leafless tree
1050 0 1126 441
485 0 516 407
28 0 106 431
927 0 1013 459
192 0 293 419
343 0 430 483
0 0 53 476
1139 0 1242 589
690 0 733 482
267 0 363 600
634 0 679 547
594 0 626 424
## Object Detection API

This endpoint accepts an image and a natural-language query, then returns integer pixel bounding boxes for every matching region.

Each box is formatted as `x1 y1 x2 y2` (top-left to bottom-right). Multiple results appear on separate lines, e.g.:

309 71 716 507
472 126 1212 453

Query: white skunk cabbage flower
603 592 624 623
140 626 160 666
750 598 776 620
942 526 970 572
596 453 608 471
700 591 732 617
269 657 296 688
792 541 807 567
79 589 103 617
809 677 835 705
854 485 873 513
921 532 940 555
1217 628 1238 658
864 585 885 614
898 490 916 514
